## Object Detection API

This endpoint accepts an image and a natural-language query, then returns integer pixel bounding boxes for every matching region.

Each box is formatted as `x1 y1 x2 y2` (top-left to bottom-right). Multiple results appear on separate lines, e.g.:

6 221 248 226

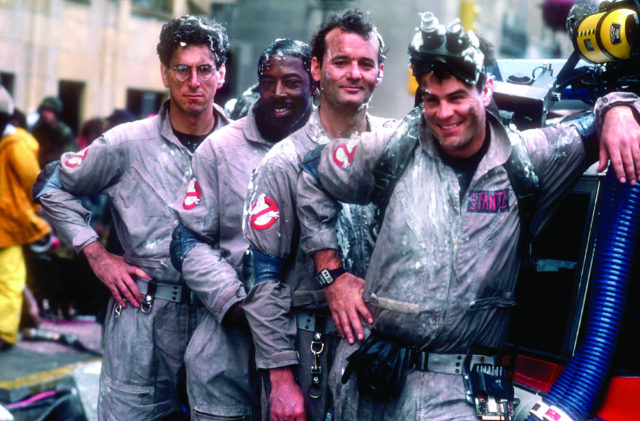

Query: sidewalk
0 319 102 421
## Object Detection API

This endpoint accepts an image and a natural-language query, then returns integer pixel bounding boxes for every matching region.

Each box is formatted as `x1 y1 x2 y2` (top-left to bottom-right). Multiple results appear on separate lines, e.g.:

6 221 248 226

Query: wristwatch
315 267 346 287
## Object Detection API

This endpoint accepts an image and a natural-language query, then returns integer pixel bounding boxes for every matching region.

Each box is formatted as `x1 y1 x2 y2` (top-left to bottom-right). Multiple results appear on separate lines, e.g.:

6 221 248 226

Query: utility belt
342 332 516 420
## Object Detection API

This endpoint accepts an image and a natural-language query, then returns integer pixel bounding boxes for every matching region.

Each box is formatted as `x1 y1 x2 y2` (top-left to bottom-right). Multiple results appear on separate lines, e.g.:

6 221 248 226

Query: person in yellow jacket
0 86 50 349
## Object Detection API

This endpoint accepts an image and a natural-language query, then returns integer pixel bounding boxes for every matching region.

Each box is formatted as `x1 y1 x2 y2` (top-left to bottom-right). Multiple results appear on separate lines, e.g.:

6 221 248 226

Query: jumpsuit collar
419 110 513 182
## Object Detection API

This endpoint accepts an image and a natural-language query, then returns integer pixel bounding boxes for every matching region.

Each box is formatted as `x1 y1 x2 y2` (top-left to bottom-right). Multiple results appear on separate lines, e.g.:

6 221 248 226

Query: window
0 72 15 95
132 0 172 17
126 89 165 119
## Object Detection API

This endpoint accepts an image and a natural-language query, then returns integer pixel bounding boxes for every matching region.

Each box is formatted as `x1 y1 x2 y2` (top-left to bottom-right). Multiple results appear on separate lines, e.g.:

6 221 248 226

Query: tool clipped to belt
341 332 410 399
462 350 516 421
296 310 339 399
308 315 326 399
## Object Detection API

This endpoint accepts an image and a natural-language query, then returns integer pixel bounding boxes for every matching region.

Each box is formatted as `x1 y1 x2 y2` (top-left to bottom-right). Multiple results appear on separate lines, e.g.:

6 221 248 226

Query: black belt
136 279 200 313
295 310 339 336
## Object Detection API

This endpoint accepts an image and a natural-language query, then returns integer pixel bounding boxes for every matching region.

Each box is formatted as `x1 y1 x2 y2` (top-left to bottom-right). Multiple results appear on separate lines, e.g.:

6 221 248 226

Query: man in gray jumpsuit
32 16 229 420
296 12 640 421
170 38 315 420
242 9 396 421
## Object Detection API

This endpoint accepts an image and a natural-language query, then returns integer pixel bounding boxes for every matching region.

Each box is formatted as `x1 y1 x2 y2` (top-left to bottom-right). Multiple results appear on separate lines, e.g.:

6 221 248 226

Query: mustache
264 99 293 108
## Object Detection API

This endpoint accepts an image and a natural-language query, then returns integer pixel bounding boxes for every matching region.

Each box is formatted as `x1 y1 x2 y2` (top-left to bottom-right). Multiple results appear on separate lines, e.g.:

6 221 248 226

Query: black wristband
315 267 346 287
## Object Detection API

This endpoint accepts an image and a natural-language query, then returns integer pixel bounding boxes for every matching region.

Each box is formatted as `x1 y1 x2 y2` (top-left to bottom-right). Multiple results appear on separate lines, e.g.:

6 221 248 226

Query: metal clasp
309 332 325 399
140 293 153 313
114 303 122 319
140 281 156 314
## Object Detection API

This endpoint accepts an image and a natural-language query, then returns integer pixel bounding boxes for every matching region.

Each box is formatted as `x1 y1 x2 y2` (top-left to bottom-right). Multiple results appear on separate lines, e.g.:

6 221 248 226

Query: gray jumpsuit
296 93 639 420
34 101 228 420
174 105 278 420
242 109 395 421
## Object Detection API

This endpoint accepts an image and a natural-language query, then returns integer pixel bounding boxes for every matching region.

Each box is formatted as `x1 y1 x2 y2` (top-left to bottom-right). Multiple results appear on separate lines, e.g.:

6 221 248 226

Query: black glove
341 333 410 398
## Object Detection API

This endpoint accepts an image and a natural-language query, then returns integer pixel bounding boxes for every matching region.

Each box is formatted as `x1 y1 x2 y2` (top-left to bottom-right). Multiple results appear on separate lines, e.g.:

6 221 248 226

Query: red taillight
514 354 565 393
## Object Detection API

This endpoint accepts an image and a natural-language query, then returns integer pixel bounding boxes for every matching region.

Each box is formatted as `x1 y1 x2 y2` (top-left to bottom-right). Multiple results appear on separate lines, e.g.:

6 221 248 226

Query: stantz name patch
467 189 509 213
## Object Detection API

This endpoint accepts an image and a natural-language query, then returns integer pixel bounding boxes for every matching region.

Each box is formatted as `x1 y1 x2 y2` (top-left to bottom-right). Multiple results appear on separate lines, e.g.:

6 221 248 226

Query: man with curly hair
33 15 229 419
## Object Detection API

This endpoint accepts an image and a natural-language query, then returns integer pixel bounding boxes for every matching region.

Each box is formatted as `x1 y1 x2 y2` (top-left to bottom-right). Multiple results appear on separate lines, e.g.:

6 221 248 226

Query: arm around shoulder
594 92 640 184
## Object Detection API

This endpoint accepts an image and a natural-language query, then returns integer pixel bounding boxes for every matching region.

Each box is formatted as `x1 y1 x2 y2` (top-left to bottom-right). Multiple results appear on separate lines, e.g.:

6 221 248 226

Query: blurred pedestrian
106 108 136 131
76 117 107 150
0 86 51 350
31 95 75 167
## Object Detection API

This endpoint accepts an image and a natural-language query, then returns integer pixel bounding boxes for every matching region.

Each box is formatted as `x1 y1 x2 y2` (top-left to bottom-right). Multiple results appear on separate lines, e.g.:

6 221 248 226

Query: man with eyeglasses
170 38 315 420
33 15 229 420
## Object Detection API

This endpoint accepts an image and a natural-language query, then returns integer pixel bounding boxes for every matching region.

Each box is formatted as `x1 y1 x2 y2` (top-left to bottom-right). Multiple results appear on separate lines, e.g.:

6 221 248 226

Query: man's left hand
598 105 640 185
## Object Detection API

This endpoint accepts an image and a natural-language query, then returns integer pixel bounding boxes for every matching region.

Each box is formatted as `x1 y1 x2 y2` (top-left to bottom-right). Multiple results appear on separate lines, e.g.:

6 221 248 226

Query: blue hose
527 167 640 420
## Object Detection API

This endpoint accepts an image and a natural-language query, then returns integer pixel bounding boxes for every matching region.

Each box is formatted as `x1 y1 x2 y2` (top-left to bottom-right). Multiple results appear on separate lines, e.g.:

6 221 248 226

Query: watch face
316 267 345 286
317 269 334 286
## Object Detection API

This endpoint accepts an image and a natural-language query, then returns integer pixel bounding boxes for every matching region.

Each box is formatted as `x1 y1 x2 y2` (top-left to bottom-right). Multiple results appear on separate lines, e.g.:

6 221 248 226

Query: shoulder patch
183 178 201 210
332 139 358 168
64 148 89 168
250 193 280 230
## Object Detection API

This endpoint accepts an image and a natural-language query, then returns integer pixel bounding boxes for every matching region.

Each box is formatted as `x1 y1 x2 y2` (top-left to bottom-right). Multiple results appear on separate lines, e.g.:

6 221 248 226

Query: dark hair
257 39 313 78
310 8 386 67
11 108 27 129
81 117 108 144
157 15 230 68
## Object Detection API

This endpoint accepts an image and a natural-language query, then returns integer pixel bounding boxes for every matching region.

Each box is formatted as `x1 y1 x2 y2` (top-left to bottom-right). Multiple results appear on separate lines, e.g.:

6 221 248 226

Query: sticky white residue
142 238 160 250
553 131 574 159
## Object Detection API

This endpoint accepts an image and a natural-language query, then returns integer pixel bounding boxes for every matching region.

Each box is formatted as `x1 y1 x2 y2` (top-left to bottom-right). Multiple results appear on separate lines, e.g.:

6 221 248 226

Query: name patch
468 189 509 213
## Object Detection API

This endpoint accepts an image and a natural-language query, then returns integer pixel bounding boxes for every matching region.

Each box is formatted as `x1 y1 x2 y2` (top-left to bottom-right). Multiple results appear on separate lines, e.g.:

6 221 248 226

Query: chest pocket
115 162 173 212
220 145 266 201
111 162 176 254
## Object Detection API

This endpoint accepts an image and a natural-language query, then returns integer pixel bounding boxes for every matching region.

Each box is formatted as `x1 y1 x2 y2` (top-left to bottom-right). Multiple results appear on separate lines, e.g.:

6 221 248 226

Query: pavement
0 319 102 421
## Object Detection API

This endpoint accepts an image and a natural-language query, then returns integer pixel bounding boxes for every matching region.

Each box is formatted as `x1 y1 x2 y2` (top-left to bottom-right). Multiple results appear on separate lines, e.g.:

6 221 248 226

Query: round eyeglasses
171 64 216 82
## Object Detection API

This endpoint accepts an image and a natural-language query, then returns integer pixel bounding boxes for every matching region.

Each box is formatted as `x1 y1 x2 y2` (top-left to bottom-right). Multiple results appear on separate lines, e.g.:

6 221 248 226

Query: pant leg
185 312 260 420
0 245 26 345
98 297 196 421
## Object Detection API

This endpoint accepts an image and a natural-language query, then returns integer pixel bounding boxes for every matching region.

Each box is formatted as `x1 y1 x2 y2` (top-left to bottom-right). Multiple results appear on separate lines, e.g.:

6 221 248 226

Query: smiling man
242 9 396 421
170 38 314 420
296 11 640 421
33 16 229 420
